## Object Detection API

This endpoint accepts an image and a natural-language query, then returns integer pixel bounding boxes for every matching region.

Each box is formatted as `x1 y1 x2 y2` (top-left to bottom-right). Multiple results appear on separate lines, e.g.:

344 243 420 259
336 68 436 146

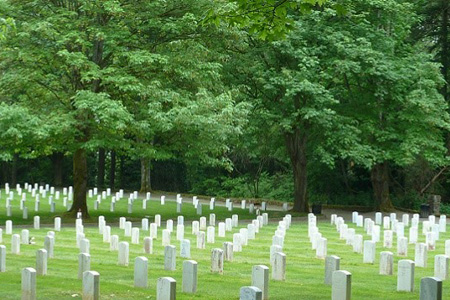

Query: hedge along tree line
0 0 449 214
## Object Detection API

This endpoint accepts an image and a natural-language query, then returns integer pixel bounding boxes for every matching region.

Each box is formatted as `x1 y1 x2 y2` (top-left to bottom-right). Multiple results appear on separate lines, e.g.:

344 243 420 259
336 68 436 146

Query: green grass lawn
0 191 299 225
0 190 448 299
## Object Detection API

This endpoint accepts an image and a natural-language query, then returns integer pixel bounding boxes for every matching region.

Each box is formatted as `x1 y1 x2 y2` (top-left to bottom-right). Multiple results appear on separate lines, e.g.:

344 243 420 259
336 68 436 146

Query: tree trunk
11 153 18 186
370 161 394 211
97 148 105 188
69 148 89 218
1 161 9 185
285 129 309 213
119 155 125 188
52 152 64 187
109 150 116 190
140 158 151 193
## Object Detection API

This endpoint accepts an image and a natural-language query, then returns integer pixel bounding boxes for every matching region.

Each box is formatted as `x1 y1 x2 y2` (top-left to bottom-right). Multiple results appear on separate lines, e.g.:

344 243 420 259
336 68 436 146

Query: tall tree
225 0 450 211
0 0 248 215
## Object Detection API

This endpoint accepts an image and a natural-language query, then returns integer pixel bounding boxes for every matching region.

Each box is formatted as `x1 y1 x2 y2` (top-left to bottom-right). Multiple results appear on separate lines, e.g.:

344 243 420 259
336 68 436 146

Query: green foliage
205 0 329 40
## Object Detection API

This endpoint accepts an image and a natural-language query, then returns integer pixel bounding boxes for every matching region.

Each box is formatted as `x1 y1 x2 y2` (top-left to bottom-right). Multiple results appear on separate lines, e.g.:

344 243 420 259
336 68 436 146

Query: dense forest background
0 0 449 214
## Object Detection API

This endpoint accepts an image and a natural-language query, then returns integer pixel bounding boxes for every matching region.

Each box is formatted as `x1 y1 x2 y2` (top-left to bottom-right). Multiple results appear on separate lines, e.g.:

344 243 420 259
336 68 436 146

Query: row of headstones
15 214 293 300
320 212 448 299
307 214 328 259
20 262 272 300
2 183 75 217
0 211 273 274
268 215 292 281
329 213 450 272
2 183 73 200
349 211 447 240
329 213 450 261
325 255 444 300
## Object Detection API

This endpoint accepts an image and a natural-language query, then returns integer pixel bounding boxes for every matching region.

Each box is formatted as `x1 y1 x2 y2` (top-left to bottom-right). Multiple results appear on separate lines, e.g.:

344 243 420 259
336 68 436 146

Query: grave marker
379 251 393 275
325 255 340 285
182 260 197 293
164 245 176 271
22 267 36 300
397 259 415 292
156 277 176 300
420 277 442 300
272 252 286 281
36 249 47 276
332 270 351 300
134 256 148 288
240 286 262 300
78 253 91 280
82 271 100 300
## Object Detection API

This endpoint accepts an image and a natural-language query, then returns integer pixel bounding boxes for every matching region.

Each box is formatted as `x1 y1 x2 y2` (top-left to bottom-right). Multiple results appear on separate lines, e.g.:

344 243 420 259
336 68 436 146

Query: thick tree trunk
109 150 116 190
97 148 105 188
285 129 309 213
69 148 89 218
11 153 18 186
52 152 64 187
140 158 151 193
370 161 394 211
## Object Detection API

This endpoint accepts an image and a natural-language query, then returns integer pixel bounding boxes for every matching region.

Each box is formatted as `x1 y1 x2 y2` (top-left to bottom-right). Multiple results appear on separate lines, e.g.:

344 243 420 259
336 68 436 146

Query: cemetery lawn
0 209 449 299
0 195 300 225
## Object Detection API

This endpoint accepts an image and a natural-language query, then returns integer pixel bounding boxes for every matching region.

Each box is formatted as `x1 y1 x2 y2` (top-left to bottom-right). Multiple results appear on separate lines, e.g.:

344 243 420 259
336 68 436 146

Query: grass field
0 190 449 299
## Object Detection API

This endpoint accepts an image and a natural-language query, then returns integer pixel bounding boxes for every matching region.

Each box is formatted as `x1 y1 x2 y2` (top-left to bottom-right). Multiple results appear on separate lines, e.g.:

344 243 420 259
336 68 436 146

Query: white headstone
162 229 171 247
78 253 91 280
180 239 191 258
272 252 286 281
218 241 231 262
118 242 129 266
397 259 415 292
22 267 36 300
211 248 224 274
164 245 176 271
207 226 215 244
353 234 363 254
434 255 449 280
379 251 393 275
156 277 176 300
176 224 184 241
316 237 327 259
415 242 428 268
134 256 148 288
252 265 269 300
36 249 47 276
0 245 5 272
363 240 375 264
131 227 140 244
182 260 197 293
331 270 351 300
240 286 263 300
324 256 341 288
82 271 100 300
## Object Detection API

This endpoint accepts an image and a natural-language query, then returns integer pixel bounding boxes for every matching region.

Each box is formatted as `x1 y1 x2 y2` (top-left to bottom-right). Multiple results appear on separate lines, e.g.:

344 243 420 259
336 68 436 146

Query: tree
225 0 450 212
207 0 329 40
0 0 248 216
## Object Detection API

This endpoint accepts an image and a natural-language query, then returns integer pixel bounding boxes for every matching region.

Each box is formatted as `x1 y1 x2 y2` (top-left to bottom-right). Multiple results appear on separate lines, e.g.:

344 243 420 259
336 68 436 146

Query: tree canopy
0 0 449 214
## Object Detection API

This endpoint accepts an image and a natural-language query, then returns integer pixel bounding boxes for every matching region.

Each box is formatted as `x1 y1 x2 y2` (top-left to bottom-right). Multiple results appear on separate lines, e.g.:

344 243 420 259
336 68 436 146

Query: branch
420 166 448 195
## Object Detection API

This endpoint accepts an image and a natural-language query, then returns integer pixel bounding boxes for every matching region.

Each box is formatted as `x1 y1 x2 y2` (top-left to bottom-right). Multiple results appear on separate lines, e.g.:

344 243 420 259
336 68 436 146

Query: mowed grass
0 208 449 299
0 191 299 225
